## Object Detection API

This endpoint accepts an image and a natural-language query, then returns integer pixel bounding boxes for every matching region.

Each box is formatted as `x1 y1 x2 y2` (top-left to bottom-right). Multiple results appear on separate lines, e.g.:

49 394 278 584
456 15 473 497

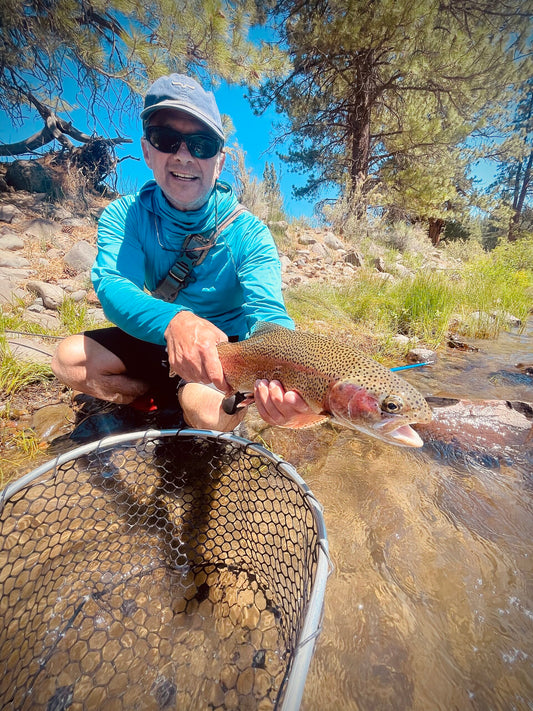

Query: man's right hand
164 311 229 393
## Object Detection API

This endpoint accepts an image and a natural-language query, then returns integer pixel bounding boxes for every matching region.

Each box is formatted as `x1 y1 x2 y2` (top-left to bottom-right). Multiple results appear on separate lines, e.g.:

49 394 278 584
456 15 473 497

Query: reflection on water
257 321 533 711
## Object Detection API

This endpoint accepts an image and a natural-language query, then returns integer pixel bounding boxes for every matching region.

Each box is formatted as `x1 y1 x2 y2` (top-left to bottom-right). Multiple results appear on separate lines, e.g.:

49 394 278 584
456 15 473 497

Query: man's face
141 109 225 211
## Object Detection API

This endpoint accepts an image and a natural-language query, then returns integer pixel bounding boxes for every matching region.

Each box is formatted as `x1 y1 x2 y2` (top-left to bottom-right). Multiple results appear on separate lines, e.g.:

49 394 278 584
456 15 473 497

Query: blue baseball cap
140 74 225 142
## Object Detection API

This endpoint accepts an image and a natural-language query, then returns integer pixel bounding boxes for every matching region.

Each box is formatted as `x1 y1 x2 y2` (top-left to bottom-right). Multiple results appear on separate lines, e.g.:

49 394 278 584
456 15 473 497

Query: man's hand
164 311 229 392
253 379 326 429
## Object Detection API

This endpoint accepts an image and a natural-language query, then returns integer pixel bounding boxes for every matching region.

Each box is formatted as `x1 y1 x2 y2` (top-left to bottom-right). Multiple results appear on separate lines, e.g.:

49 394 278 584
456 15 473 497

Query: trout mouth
378 423 424 448
330 411 425 448
373 415 425 447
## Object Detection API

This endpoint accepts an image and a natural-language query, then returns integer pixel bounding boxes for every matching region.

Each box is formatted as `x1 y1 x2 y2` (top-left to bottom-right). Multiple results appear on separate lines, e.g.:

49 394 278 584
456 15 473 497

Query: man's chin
162 185 212 212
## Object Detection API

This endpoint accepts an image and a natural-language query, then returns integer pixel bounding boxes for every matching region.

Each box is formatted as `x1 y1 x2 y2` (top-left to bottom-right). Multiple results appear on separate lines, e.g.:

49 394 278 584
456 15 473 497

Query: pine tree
262 161 285 221
491 79 533 241
254 0 532 234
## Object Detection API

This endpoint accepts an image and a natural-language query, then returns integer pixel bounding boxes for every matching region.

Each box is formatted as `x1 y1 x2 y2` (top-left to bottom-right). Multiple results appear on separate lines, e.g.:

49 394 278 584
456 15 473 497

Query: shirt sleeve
230 214 295 334
91 197 186 345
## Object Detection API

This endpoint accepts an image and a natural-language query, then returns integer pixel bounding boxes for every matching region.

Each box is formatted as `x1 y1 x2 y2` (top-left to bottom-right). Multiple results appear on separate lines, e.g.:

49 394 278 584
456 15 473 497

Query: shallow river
256 321 533 711
2 321 532 710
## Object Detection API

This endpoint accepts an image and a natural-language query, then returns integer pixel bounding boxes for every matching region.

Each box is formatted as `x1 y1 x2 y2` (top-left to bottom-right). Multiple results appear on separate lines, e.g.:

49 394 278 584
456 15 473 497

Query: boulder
0 204 23 223
323 232 344 250
310 241 329 258
344 251 364 267
0 233 24 250
26 280 65 310
63 240 97 273
24 218 60 240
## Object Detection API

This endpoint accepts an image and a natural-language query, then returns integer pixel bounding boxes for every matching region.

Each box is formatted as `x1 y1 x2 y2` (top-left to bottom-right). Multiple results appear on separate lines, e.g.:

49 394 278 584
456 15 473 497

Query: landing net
0 429 329 711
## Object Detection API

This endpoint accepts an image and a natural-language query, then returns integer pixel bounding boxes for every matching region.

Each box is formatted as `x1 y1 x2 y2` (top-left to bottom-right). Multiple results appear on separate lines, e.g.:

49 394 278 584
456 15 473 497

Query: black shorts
84 327 171 390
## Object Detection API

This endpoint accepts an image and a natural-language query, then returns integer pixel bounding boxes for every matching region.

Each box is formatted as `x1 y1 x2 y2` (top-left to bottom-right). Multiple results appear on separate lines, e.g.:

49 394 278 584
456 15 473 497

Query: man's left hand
253 379 325 429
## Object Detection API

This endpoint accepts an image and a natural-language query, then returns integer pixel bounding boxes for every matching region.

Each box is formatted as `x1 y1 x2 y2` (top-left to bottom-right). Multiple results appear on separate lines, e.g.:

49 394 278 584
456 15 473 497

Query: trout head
324 380 433 448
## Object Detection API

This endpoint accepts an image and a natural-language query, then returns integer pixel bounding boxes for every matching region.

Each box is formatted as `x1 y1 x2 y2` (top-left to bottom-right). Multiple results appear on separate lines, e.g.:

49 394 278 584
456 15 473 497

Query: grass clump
390 273 459 346
59 296 98 334
0 340 53 396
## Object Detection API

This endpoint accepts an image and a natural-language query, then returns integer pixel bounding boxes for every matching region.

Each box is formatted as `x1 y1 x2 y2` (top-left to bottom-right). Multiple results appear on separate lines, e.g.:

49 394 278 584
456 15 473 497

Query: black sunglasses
145 125 222 159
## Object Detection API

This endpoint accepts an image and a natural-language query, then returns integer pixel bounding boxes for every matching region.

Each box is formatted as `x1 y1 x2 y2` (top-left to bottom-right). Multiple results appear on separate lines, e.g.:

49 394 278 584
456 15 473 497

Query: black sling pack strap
151 204 248 303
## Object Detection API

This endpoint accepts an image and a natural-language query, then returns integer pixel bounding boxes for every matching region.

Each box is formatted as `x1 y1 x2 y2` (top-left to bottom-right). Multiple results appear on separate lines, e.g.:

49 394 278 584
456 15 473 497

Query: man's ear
215 150 226 178
141 137 152 169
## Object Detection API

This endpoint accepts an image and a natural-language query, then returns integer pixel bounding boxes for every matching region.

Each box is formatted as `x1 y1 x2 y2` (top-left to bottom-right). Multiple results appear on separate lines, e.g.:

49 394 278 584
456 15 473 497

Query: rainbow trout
218 323 433 448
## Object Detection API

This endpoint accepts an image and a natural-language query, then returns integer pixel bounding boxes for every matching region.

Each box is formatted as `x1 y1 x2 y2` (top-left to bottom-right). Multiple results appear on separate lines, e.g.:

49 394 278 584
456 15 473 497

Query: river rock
0 278 16 303
23 218 60 240
31 403 75 442
69 289 88 302
0 250 30 268
407 347 436 364
63 240 97 273
392 334 412 347
417 398 533 466
0 204 23 223
25 309 61 330
0 233 24 250
26 280 65 310
491 310 521 328
5 336 55 364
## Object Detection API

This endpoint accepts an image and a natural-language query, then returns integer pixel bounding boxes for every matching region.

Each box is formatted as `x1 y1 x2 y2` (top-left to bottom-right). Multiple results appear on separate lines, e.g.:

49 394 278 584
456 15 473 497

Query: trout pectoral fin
280 413 330 430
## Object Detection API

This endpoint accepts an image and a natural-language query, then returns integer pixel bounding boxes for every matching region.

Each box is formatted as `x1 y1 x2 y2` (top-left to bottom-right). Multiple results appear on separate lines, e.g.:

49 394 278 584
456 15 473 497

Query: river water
2 321 532 710
254 320 533 711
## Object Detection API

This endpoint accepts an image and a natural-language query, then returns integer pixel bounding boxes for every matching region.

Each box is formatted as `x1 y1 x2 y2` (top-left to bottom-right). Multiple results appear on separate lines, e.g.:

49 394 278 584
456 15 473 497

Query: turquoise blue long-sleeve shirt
91 180 294 345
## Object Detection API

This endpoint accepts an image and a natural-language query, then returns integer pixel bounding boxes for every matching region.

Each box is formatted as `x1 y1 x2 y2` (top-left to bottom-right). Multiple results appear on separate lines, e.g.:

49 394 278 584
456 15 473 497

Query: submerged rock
31 403 75 442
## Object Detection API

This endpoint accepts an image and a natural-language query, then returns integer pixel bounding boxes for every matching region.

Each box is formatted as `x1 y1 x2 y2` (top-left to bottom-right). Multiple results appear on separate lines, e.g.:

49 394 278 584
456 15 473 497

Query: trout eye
381 395 404 414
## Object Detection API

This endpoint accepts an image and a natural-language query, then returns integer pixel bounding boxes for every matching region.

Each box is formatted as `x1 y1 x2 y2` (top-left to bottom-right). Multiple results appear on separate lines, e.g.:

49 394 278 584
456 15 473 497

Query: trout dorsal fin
250 321 291 337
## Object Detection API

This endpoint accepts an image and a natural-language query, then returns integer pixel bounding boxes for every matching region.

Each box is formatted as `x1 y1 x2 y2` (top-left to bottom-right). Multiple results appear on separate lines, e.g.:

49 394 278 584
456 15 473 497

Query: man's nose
173 139 193 159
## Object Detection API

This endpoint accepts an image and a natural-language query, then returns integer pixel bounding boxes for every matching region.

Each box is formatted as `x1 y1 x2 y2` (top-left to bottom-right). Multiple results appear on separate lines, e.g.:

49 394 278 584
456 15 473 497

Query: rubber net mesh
0 432 322 710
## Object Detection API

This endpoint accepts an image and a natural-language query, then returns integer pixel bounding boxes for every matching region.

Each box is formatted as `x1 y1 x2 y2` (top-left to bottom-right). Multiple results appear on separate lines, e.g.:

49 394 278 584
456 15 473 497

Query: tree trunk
508 148 532 241
346 53 374 218
428 217 445 246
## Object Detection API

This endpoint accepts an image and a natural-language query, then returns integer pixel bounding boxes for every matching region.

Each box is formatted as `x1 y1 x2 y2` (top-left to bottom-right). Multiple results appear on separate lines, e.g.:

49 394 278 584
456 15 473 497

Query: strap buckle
168 259 195 284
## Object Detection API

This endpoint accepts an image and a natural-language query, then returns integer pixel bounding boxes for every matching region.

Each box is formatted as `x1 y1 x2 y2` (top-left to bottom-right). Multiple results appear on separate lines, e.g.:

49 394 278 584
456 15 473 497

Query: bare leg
51 334 149 404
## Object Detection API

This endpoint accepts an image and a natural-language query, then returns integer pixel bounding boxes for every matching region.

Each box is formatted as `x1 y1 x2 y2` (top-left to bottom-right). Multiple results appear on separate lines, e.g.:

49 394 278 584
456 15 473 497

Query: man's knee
51 335 86 379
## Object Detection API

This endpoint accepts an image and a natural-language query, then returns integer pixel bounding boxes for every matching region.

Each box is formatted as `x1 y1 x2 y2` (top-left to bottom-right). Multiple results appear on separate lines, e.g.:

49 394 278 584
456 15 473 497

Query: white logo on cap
171 81 196 90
